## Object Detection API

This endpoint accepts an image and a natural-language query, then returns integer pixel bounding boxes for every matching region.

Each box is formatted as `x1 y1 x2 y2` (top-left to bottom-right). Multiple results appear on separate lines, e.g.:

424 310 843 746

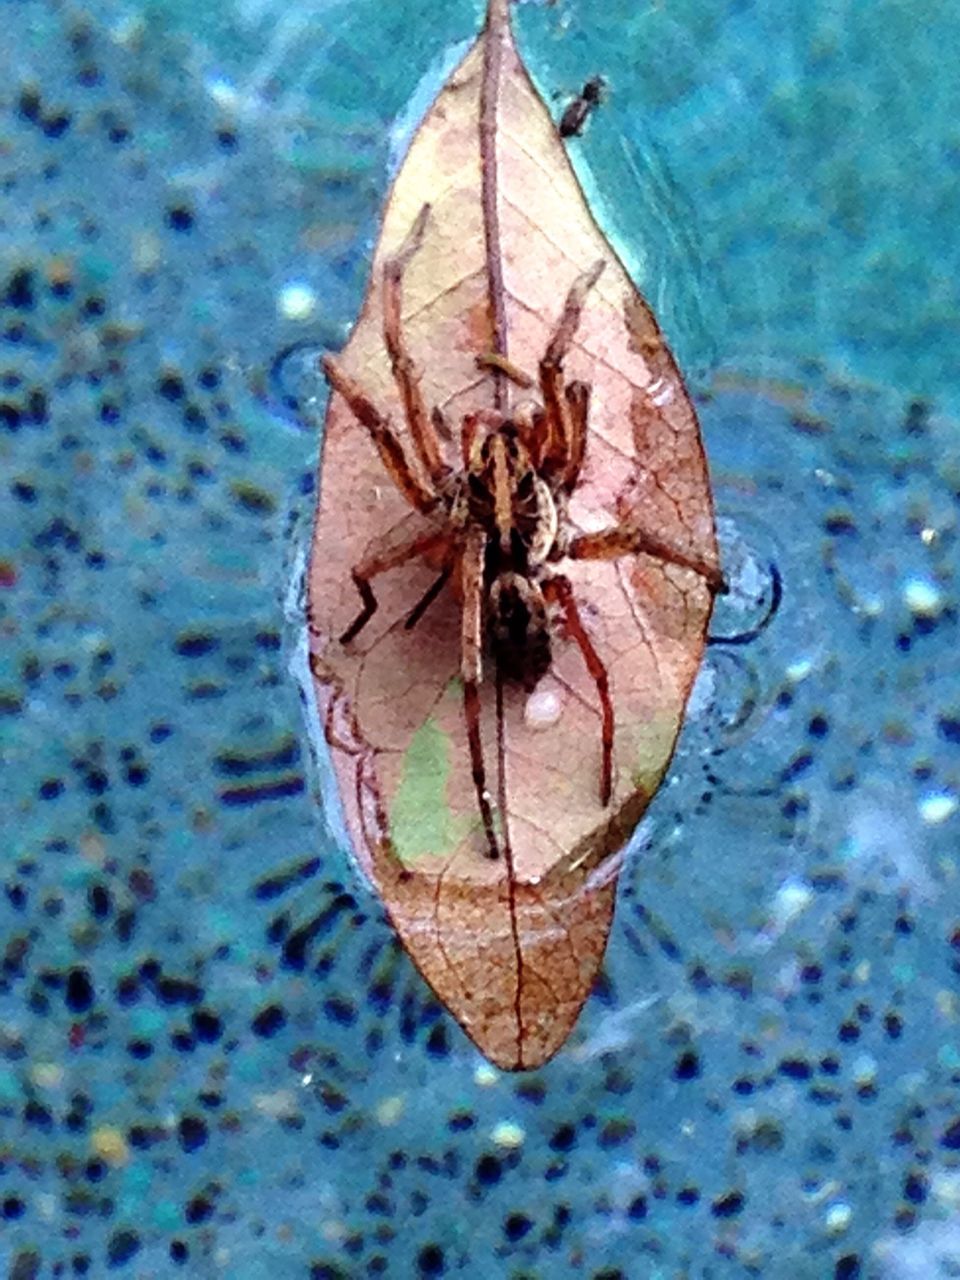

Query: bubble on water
278 281 317 321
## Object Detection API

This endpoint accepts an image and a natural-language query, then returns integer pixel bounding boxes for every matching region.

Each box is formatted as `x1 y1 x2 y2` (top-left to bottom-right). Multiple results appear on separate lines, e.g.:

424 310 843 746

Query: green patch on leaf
391 716 470 865
632 714 678 793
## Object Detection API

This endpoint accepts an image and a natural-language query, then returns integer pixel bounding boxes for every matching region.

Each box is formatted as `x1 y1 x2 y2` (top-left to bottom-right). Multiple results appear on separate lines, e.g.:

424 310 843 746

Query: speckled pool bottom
2 4 959 1279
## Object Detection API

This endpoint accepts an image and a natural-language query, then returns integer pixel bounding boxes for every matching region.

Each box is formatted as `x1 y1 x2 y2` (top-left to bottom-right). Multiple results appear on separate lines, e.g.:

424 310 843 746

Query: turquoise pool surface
1 2 958 1276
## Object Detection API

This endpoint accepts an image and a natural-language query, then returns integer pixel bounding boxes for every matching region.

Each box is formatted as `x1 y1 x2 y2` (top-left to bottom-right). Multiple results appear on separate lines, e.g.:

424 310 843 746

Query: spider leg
340 527 450 644
403 564 452 631
431 405 453 443
559 379 590 492
461 412 482 470
543 574 613 806
322 356 438 516
460 526 499 859
513 402 549 470
539 260 605 475
460 408 503 469
567 525 728 595
474 351 535 389
382 204 449 486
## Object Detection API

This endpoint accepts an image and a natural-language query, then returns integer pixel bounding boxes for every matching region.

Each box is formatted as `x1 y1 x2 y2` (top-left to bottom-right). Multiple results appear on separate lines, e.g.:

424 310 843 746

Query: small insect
558 75 606 138
322 208 723 861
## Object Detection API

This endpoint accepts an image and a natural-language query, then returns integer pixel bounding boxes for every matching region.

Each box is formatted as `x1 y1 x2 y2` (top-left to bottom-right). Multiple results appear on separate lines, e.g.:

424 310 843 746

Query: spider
321 205 725 861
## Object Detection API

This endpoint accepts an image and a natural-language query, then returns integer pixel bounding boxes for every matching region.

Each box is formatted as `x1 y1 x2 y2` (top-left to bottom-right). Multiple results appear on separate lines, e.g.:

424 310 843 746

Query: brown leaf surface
308 0 719 1069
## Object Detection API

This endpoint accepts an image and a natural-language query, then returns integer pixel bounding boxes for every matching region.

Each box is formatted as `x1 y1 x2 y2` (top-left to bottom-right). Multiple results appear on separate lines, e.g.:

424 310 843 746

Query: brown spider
321 206 724 861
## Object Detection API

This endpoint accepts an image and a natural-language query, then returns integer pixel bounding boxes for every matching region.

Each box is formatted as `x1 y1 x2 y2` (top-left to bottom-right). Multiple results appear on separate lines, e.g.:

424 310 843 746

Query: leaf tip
485 0 513 34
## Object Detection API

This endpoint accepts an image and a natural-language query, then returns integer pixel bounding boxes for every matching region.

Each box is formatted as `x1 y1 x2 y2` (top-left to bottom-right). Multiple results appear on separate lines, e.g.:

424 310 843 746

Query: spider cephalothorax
321 205 724 861
456 417 561 691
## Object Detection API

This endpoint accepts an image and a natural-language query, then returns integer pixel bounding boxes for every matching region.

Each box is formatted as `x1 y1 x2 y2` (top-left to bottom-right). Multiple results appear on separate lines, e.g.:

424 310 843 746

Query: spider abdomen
487 572 551 691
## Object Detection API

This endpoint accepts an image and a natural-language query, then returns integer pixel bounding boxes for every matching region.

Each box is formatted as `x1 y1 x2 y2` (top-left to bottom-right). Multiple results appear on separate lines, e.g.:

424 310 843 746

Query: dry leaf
307 0 720 1069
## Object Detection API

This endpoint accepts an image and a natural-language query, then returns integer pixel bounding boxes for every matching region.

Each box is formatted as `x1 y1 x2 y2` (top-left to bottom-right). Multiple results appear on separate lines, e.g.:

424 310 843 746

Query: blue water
1 1 958 1277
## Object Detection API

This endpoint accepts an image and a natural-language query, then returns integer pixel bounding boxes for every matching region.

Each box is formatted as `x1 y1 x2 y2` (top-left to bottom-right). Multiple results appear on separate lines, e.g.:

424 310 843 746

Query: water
1 1 958 1276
